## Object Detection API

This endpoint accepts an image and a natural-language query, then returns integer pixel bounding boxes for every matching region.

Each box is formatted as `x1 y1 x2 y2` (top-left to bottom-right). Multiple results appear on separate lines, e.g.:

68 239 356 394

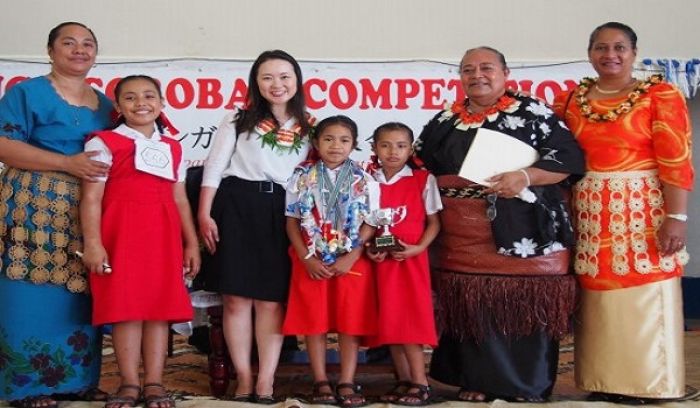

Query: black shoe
254 394 277 404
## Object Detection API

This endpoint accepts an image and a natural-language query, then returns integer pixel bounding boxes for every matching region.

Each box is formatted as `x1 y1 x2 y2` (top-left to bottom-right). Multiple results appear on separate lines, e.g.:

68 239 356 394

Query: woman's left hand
486 170 529 198
657 218 688 257
65 151 110 181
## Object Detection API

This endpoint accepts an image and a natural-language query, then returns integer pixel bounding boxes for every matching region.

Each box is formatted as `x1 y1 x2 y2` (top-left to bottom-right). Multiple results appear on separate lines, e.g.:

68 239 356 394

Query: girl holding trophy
366 122 442 406
282 115 379 408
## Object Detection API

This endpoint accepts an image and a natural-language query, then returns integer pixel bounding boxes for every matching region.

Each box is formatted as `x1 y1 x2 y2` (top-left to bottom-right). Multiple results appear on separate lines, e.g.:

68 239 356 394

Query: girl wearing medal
198 50 314 402
81 75 199 408
282 115 379 408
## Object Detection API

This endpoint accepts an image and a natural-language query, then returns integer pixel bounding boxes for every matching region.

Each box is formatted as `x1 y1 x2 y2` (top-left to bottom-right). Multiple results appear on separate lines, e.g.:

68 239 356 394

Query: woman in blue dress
0 22 113 408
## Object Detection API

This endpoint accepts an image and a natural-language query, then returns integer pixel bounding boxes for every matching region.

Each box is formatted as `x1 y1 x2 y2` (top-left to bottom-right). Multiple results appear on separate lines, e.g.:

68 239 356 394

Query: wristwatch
666 213 688 222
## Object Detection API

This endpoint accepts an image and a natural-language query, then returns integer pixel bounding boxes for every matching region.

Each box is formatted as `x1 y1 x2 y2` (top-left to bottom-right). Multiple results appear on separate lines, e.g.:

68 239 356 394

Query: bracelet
666 213 688 222
519 169 531 187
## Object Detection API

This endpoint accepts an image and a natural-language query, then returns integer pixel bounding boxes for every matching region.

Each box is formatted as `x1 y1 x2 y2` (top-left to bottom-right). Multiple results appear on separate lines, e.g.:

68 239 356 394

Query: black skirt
430 329 560 400
203 176 291 302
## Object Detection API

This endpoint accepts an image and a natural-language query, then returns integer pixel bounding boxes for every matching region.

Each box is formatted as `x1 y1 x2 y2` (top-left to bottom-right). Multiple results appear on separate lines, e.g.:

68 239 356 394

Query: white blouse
84 123 187 183
374 165 443 215
201 109 311 189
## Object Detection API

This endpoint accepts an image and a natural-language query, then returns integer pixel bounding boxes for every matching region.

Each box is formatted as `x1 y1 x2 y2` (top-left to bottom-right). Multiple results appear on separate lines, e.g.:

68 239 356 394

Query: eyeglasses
486 193 497 221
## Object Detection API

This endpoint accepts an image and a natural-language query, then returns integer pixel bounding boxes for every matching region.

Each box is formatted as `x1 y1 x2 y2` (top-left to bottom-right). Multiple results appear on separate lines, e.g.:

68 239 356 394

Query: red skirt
368 250 437 347
282 248 378 336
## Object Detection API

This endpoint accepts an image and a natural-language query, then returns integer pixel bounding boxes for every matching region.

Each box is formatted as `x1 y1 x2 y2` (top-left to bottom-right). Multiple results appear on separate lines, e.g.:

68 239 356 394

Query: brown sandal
310 380 337 404
336 383 367 408
397 383 432 406
380 380 412 403
142 383 175 408
105 384 141 408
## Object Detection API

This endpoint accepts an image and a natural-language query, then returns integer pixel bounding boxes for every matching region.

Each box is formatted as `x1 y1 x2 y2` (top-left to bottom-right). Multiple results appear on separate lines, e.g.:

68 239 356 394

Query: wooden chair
207 306 230 397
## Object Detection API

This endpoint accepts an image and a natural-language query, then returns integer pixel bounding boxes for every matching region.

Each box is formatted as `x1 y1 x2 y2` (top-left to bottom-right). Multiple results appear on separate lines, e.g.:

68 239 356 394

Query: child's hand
389 240 423 261
329 251 359 276
82 245 111 275
183 244 201 280
365 247 387 263
198 215 219 254
303 256 334 280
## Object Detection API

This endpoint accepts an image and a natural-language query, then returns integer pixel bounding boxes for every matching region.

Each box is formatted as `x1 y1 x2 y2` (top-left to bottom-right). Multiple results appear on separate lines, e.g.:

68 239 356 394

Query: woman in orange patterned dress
554 22 695 403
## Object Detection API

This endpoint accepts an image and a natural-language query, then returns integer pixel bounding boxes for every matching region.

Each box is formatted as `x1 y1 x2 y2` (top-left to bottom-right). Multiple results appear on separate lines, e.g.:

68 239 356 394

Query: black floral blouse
416 91 586 258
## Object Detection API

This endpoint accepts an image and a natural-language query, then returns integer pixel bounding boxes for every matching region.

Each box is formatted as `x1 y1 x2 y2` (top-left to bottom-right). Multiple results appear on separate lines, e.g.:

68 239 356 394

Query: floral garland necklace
438 92 520 130
574 74 663 122
255 114 316 154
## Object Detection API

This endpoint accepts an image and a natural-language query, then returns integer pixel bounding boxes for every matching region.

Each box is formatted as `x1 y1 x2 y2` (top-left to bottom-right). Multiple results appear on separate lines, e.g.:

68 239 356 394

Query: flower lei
289 161 369 264
574 74 663 122
255 114 316 154
438 92 521 130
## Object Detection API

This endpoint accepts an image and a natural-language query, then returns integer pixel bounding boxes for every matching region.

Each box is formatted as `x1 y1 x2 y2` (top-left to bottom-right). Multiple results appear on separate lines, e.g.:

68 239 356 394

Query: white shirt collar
114 123 161 141
377 165 413 184
323 162 346 182
280 116 298 129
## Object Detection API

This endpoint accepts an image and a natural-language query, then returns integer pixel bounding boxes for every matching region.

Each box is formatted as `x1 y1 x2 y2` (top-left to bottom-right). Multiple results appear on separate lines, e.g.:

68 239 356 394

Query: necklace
594 78 636 95
594 84 624 94
48 73 89 126
575 74 663 122
452 94 517 124
294 160 368 264
254 114 315 154
437 91 522 131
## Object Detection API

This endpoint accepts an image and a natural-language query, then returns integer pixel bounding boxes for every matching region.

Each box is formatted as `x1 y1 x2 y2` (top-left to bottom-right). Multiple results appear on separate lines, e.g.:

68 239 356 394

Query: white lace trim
574 170 688 277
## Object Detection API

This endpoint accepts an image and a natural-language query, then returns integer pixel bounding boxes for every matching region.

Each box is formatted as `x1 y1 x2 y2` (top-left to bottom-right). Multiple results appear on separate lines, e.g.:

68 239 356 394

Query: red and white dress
371 166 441 346
87 125 193 325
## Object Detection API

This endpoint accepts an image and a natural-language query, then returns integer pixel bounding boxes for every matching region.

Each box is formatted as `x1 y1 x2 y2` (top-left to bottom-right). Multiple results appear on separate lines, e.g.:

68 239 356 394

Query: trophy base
368 235 405 253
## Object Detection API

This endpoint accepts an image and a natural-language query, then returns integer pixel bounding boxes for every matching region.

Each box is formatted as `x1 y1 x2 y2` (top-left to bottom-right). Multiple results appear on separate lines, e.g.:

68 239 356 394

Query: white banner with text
0 59 598 165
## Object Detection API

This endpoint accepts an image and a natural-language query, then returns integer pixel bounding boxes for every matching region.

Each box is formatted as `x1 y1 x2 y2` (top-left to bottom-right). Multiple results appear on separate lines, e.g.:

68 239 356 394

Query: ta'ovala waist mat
434 175 570 276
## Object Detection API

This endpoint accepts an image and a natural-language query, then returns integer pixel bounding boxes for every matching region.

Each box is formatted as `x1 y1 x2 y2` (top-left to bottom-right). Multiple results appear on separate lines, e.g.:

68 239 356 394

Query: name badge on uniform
134 138 175 180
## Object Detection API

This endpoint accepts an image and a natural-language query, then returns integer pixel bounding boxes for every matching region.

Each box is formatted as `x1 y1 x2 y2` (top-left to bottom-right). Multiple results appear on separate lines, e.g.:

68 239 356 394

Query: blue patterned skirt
0 275 101 399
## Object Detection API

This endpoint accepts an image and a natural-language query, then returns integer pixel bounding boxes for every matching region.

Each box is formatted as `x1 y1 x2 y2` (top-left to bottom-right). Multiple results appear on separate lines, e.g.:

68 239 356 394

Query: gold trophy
369 206 407 252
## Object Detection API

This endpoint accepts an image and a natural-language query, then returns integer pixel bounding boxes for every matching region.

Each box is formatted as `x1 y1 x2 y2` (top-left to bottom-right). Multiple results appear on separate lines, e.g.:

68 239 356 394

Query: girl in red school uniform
80 75 200 408
366 122 442 406
283 115 379 408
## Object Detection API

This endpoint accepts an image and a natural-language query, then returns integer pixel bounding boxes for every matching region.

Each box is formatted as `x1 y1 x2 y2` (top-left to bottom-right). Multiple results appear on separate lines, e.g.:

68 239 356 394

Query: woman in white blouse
198 50 314 402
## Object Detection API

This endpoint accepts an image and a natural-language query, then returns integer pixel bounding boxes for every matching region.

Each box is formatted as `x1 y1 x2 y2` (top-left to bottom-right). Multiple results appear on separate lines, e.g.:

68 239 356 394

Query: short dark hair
47 22 98 52
237 50 310 136
313 115 359 148
588 22 637 51
462 46 508 70
371 122 414 144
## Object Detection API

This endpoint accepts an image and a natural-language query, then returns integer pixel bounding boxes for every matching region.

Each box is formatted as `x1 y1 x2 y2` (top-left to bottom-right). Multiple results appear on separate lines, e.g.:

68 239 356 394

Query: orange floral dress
553 77 694 290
